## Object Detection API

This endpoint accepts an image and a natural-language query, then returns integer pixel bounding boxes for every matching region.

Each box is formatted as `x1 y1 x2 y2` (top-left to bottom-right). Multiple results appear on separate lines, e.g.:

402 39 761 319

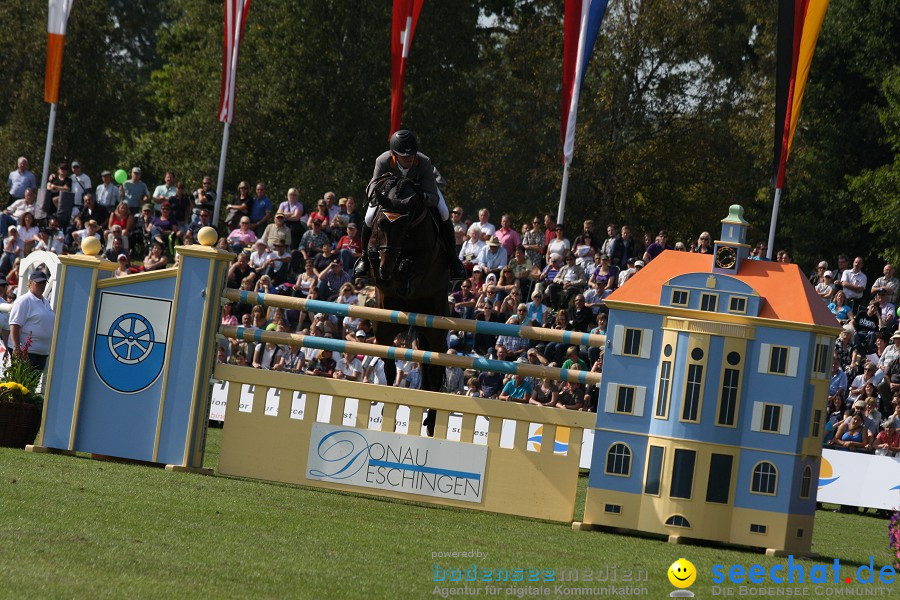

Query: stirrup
353 257 371 280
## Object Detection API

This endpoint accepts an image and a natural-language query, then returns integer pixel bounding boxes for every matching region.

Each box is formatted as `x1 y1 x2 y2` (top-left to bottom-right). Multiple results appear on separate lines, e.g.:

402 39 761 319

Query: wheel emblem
107 313 155 365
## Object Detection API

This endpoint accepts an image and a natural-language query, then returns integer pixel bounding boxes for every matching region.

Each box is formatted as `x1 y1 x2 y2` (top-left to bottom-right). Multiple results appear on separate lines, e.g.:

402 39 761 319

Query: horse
363 174 449 435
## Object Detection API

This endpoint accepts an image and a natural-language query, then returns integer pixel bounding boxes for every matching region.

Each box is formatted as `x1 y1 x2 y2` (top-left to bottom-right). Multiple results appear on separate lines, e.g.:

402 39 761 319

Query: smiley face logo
668 558 696 589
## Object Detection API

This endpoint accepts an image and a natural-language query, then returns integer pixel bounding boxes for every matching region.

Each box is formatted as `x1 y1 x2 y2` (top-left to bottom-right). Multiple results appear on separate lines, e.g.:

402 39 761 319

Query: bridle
373 203 429 263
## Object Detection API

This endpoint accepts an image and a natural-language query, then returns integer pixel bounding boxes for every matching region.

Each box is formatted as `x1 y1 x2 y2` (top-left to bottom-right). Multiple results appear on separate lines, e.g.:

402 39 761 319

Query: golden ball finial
197 226 219 247
81 236 102 256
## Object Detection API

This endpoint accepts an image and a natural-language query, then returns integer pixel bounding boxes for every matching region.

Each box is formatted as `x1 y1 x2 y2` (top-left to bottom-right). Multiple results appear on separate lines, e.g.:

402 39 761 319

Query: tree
851 68 900 265
0 0 162 183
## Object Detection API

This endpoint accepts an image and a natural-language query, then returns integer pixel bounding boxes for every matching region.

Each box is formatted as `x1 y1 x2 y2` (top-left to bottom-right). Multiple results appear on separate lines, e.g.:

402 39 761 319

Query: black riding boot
441 219 468 281
353 223 372 279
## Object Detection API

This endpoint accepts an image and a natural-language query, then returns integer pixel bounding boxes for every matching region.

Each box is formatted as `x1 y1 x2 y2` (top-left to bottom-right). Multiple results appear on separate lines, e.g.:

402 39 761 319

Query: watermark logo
818 457 839 488
711 555 896 596
526 425 569 453
668 558 696 597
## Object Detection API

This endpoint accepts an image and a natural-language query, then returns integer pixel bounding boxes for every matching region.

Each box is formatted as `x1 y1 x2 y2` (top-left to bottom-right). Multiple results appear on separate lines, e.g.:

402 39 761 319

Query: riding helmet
390 130 418 157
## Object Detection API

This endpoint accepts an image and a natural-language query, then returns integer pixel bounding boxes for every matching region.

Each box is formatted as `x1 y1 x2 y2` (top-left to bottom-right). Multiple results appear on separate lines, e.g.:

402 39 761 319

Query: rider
353 130 468 281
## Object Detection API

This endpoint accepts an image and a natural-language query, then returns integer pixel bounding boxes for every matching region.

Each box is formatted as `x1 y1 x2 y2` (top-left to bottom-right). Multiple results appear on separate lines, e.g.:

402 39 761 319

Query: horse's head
366 174 424 284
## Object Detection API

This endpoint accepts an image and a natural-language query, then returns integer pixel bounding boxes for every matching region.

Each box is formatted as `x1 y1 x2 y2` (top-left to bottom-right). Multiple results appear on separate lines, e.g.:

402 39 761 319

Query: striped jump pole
223 289 606 348
220 326 602 386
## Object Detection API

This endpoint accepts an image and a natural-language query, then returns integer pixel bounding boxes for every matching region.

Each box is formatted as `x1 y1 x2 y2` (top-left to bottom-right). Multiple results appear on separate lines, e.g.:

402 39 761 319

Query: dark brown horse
364 174 449 434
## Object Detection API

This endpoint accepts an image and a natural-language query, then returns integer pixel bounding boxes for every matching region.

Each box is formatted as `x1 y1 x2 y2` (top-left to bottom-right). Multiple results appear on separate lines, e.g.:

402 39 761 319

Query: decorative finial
197 226 219 247
721 204 749 226
81 236 101 256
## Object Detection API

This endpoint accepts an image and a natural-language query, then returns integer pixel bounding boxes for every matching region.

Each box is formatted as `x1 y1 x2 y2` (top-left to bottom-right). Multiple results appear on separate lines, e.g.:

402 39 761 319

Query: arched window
605 443 632 476
799 465 812 499
665 515 691 528
751 462 778 495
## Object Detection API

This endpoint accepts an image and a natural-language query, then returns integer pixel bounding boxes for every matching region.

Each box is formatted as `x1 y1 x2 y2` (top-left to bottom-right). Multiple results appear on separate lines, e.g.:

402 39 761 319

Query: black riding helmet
390 130 418 157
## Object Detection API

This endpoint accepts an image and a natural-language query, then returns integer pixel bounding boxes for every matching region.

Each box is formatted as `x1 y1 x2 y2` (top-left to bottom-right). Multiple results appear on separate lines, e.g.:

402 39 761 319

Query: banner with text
306 423 488 503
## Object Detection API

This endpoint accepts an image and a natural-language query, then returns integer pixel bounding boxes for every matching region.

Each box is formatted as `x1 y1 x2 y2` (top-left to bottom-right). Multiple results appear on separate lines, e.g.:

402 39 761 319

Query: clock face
716 246 737 269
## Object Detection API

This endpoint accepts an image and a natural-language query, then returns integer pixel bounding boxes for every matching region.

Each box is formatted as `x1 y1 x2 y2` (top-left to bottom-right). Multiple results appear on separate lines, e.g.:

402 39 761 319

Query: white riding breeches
365 187 449 227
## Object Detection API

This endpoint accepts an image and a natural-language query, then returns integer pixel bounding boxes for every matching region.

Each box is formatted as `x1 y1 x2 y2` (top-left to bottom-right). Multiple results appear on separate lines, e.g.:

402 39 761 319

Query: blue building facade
582 206 840 554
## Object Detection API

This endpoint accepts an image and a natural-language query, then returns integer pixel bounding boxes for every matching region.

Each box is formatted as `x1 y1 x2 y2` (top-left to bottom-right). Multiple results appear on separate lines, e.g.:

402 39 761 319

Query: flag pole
557 161 570 225
40 103 58 191
213 0 249 227
766 187 782 260
213 121 230 226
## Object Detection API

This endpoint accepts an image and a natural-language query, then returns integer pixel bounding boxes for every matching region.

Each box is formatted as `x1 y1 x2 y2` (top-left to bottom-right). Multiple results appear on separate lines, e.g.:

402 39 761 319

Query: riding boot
353 223 372 279
440 219 468 281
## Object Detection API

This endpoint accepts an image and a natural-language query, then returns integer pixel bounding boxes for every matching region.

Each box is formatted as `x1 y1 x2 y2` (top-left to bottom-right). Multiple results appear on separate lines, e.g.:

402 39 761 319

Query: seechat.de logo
668 558 696 597
712 555 896 586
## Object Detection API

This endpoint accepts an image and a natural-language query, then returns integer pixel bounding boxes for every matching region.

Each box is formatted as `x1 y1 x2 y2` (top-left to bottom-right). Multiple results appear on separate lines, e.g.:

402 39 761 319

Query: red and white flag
390 0 424 136
561 0 609 164
218 0 252 124
45 0 74 103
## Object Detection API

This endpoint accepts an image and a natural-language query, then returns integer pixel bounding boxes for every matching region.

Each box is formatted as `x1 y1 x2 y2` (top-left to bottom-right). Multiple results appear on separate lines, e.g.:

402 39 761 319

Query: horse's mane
366 173 420 211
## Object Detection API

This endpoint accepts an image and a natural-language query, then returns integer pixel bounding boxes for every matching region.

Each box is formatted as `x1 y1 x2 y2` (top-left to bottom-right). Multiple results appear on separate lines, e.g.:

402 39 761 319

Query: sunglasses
452 210 462 214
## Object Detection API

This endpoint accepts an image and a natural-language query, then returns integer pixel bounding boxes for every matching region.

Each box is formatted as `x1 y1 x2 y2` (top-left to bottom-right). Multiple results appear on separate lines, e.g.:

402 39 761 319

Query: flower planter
0 402 42 449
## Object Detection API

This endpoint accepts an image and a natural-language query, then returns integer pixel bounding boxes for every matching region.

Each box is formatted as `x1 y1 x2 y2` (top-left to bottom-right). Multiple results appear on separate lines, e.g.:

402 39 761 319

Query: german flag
772 0 829 188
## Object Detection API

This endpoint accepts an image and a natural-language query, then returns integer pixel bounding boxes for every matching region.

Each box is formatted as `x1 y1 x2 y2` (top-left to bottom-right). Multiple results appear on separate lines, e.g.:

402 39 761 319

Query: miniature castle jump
580 205 840 555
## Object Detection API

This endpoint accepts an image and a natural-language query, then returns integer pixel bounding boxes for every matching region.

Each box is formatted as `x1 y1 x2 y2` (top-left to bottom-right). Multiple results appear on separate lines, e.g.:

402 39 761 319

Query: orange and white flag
45 0 74 103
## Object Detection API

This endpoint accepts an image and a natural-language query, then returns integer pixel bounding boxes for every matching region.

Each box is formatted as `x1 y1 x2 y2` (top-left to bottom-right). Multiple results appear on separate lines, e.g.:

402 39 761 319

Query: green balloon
114 169 127 184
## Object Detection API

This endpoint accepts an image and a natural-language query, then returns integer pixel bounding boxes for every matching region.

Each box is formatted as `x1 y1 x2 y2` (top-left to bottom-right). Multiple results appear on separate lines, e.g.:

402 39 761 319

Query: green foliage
0 0 162 180
0 349 43 406
851 68 900 265
0 1 896 274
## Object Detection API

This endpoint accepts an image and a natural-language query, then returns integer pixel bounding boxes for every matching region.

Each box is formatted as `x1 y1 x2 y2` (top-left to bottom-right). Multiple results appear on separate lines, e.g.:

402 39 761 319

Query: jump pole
220 326 602 386
223 290 606 349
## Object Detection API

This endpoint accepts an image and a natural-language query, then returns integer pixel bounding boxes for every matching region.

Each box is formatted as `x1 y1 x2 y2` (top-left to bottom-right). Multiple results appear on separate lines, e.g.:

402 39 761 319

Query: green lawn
0 427 892 599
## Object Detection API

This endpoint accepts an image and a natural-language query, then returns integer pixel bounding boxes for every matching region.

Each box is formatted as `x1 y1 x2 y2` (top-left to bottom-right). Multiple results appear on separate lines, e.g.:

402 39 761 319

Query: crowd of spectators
10 157 900 418
821 254 900 456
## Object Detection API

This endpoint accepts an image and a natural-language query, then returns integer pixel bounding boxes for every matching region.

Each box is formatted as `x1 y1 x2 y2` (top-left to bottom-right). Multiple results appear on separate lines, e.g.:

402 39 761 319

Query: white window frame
757 343 799 377
728 296 747 314
751 401 793 435
700 293 718 312
605 443 633 477
750 461 778 496
612 325 654 359
671 288 690 307
605 383 646 417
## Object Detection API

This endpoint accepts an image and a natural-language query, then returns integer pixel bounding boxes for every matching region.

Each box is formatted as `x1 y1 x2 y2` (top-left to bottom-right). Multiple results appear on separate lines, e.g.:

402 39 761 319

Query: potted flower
0 339 44 448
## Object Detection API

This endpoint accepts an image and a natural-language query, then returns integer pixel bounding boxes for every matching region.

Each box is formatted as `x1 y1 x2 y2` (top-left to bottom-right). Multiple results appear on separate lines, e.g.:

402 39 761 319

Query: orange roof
607 252 840 328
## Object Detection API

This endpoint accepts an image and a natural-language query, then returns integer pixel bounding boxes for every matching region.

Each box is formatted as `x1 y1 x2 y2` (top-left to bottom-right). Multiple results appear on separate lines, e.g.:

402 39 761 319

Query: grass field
0 427 892 599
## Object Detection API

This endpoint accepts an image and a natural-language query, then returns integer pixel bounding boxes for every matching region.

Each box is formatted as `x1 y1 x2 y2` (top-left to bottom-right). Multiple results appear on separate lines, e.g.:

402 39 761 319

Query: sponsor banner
307 423 488 503
209 382 595 468
817 449 900 510
93 292 171 394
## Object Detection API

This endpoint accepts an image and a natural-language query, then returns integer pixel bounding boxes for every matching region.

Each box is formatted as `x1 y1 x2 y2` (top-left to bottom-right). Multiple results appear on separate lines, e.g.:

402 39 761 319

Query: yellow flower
0 382 30 395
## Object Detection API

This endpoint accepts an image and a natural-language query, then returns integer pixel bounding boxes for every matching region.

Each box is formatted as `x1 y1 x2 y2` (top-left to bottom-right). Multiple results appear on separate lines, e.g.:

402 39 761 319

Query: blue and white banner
307 423 488 503
817 449 900 510
93 292 171 394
